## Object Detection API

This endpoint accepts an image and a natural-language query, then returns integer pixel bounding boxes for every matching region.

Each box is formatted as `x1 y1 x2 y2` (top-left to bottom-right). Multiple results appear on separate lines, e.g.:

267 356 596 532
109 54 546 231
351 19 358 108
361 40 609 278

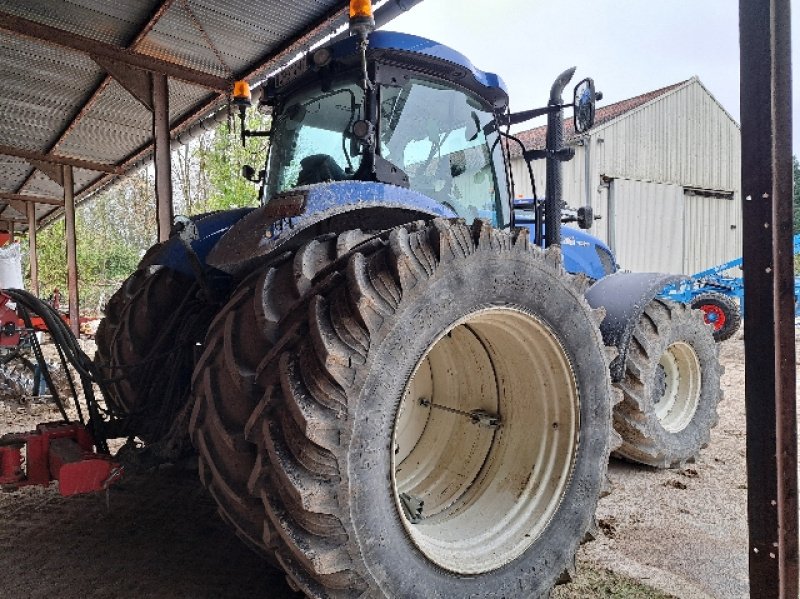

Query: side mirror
576 206 593 229
573 78 598 133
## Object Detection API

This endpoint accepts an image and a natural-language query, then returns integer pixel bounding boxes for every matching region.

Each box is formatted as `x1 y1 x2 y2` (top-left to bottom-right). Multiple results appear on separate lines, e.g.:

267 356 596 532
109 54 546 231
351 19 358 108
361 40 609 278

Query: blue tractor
96 6 720 597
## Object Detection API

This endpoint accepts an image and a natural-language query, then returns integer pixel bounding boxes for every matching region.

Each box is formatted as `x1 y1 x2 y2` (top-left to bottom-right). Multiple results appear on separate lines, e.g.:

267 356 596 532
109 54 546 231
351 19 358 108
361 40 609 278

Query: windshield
265 74 509 227
379 79 508 226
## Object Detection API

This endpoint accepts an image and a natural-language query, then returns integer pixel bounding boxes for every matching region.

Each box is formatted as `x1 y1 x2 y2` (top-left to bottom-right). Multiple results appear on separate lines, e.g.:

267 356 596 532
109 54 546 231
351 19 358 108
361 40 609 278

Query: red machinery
0 290 123 497
0 292 20 346
0 422 122 496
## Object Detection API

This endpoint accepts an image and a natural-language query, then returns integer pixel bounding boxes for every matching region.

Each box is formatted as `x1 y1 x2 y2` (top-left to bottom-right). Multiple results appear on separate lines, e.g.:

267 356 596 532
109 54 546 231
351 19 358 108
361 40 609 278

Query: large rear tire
95 256 215 443
194 219 614 597
613 299 722 468
188 230 372 555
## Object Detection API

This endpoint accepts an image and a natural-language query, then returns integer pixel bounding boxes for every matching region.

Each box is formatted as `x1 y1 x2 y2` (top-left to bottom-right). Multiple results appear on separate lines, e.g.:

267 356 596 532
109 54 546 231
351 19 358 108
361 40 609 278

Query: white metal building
510 77 742 275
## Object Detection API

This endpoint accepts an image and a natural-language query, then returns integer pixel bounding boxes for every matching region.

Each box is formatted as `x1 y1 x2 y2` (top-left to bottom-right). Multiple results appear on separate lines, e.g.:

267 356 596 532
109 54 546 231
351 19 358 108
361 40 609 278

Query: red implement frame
0 422 122 496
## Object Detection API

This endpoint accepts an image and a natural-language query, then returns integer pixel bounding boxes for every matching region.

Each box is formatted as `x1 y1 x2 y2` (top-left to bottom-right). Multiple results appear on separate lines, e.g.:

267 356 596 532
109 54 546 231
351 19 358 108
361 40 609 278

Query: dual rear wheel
189 219 614 597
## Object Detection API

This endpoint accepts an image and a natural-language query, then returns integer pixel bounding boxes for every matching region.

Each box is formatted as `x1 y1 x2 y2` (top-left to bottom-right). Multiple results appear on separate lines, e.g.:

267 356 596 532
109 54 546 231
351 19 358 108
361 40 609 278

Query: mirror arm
498 104 570 127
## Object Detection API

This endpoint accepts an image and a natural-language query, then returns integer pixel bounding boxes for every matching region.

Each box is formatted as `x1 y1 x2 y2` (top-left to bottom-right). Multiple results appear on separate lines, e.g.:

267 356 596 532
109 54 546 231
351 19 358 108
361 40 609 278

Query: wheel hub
699 304 726 331
653 341 702 432
391 308 580 574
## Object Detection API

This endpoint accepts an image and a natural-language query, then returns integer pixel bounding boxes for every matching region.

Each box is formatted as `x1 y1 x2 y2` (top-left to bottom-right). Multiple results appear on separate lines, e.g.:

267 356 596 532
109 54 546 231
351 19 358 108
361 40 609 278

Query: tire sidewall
634 307 719 463
343 251 611 597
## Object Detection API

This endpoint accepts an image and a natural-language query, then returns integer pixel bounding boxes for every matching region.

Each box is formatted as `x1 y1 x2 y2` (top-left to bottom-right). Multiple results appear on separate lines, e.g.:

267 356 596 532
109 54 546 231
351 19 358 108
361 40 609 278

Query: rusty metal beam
63 166 79 336
11 0 176 201
93 56 154 111
44 3 351 224
26 203 38 296
0 11 230 91
0 145 121 174
0 193 64 207
49 0 176 158
739 0 799 597
152 72 173 242
28 159 64 187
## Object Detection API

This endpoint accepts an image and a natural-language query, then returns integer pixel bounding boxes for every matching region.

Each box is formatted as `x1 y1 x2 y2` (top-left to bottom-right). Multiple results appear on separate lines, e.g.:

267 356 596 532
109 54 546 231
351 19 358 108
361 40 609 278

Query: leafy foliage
24 111 271 315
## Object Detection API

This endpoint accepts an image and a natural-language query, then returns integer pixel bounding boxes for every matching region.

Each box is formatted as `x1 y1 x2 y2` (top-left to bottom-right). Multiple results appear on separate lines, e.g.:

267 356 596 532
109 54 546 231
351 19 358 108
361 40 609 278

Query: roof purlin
40 3 351 227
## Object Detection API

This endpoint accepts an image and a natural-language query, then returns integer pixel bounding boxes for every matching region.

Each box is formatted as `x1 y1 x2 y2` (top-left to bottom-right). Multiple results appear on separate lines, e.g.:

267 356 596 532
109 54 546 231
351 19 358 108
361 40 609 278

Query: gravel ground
0 335 759 598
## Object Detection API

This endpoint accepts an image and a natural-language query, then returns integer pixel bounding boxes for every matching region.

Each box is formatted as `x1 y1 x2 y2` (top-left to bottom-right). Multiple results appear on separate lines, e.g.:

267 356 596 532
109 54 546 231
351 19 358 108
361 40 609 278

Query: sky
386 0 800 154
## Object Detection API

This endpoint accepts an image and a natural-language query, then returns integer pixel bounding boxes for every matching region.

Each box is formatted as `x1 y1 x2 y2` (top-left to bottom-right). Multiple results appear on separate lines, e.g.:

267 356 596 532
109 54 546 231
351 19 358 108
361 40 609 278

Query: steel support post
26 203 38 296
152 72 173 243
739 1 799 597
6 221 13 243
63 165 79 337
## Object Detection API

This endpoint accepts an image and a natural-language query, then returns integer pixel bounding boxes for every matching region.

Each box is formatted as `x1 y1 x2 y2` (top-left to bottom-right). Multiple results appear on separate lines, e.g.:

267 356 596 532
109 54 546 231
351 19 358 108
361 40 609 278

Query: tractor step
0 422 122 496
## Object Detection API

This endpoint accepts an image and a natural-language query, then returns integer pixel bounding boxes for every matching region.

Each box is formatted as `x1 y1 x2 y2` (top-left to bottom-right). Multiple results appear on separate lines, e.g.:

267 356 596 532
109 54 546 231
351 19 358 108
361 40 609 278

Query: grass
552 561 676 598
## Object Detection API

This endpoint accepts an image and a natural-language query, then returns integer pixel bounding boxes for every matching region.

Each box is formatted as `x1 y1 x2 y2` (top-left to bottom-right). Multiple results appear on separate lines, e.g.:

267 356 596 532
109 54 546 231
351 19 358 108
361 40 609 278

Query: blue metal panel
151 208 255 277
206 181 457 275
331 31 508 95
515 213 617 280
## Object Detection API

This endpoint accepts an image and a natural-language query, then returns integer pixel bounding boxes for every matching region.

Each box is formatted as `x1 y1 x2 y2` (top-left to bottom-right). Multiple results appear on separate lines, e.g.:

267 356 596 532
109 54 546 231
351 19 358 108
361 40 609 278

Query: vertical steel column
152 72 173 242
6 221 13 243
63 165 79 337
739 1 798 597
26 203 38 296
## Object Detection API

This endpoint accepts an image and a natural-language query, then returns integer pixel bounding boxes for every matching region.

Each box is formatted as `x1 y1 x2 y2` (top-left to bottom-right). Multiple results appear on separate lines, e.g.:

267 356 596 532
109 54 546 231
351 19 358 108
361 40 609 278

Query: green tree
193 112 271 213
25 109 271 313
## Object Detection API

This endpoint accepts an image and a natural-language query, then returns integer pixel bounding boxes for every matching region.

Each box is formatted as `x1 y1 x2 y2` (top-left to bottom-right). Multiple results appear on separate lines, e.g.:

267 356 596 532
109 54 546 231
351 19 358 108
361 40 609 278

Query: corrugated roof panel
72 168 99 194
0 156 32 194
0 32 104 151
3 205 26 220
168 79 216 124
24 171 64 199
138 2 231 78
57 81 152 164
0 0 159 46
137 0 341 78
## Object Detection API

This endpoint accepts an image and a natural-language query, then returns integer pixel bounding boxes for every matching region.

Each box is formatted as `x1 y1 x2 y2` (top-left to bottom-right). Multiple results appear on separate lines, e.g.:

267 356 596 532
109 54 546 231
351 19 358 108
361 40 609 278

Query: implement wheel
690 292 741 342
192 219 614 597
613 299 722 468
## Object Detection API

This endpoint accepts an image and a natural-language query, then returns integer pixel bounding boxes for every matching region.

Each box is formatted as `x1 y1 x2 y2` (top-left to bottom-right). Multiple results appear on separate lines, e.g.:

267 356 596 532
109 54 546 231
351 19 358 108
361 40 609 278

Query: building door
682 189 741 274
608 178 685 273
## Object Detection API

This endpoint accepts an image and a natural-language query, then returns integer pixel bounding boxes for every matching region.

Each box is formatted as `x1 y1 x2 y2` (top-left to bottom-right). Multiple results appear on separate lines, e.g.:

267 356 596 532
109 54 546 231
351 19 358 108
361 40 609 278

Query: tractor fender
147 208 255 278
585 271 687 382
206 181 454 277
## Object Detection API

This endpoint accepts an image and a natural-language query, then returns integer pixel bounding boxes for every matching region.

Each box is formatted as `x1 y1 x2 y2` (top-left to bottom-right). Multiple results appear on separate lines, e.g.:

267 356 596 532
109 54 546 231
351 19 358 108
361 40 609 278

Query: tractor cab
248 31 512 228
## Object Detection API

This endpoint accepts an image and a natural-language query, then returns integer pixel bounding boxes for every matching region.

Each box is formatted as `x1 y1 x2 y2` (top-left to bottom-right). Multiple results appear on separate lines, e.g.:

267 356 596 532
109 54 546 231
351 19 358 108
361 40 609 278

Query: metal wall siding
595 82 740 192
612 179 685 273
683 191 742 273
509 80 741 272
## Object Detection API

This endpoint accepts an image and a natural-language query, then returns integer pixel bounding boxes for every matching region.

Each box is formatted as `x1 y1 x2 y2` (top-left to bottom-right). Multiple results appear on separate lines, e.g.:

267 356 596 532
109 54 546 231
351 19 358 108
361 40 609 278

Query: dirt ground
0 335 759 598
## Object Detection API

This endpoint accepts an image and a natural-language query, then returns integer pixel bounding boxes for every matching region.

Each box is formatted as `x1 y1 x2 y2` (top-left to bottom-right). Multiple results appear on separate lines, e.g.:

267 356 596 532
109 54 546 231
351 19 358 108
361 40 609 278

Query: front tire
210 219 614 597
613 299 722 468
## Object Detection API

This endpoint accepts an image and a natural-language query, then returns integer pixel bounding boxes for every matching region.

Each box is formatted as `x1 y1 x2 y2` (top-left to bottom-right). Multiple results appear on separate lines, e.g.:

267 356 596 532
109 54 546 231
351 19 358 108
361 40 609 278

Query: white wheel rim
653 341 701 432
391 308 580 574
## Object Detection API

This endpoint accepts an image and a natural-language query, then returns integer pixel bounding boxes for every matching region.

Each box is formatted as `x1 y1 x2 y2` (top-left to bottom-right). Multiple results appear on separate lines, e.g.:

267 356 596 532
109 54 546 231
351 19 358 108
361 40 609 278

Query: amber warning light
232 80 251 106
349 0 375 39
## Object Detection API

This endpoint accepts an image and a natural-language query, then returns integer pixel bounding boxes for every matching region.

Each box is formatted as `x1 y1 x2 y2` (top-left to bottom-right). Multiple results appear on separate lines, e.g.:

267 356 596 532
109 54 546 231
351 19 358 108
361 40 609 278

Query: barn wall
508 79 742 272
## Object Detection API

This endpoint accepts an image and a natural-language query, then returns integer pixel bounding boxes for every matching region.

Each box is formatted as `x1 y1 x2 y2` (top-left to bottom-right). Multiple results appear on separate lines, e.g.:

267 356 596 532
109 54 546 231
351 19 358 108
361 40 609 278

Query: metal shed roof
0 0 398 231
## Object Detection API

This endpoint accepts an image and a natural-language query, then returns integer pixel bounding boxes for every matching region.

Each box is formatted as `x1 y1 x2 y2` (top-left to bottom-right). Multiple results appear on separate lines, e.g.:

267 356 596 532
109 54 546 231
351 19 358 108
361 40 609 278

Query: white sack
0 243 24 290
